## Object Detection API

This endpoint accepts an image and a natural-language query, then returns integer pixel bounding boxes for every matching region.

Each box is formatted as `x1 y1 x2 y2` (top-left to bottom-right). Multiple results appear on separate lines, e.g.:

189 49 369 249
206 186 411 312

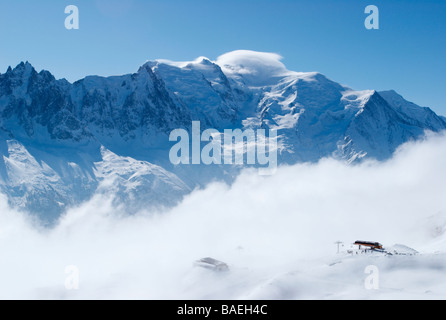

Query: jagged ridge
0 51 445 222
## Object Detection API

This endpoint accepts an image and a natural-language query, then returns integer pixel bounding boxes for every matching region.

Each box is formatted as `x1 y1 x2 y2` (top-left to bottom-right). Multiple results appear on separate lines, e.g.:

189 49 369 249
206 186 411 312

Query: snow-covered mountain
1 50 445 223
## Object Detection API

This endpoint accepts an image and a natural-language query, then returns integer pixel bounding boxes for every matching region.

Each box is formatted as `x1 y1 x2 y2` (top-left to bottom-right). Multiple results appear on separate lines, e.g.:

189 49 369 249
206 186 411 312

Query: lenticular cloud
215 50 296 85
0 132 445 299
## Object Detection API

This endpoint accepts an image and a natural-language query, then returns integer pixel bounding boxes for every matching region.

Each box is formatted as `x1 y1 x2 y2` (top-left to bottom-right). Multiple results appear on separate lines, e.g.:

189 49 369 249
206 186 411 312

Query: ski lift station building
354 241 384 250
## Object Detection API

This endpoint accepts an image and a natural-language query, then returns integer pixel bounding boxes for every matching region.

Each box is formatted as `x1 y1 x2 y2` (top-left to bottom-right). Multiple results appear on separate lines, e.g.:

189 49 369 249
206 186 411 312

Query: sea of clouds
0 132 445 299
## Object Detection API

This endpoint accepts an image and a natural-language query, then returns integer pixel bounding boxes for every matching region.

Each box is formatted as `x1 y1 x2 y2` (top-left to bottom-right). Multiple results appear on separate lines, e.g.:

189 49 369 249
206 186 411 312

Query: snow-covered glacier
0 50 445 223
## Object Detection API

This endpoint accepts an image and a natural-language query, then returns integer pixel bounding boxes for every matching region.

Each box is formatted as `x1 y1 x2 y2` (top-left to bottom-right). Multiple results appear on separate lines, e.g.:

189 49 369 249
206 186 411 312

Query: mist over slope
0 50 445 222
0 133 445 299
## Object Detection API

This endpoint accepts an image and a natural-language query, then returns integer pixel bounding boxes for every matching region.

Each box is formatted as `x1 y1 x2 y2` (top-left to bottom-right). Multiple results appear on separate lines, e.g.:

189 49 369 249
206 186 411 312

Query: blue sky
0 0 445 114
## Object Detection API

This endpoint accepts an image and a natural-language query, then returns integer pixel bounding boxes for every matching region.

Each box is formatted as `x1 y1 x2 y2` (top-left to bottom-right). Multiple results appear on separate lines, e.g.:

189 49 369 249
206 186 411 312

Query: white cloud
0 132 446 299
215 50 296 86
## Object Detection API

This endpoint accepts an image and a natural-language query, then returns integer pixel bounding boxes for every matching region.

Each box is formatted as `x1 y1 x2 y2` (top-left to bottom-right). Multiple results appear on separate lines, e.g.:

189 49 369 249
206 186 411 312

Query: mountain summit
1 50 445 223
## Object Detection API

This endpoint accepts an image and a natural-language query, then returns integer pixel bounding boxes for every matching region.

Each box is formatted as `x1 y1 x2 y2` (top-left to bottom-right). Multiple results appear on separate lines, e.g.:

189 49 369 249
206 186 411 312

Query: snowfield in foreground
0 133 445 300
